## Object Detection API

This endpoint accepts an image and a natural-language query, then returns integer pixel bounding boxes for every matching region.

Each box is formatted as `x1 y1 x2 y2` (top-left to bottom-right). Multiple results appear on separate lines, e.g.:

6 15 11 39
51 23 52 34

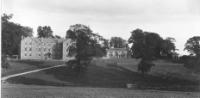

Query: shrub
182 56 200 72
66 59 90 75
138 59 155 74
1 55 10 69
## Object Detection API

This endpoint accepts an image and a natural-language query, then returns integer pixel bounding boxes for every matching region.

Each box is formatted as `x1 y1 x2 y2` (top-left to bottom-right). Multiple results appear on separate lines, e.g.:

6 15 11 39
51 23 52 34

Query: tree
54 35 61 39
37 26 53 38
1 13 33 55
160 37 176 58
184 36 200 57
128 29 164 74
21 26 33 37
66 24 106 74
110 37 126 48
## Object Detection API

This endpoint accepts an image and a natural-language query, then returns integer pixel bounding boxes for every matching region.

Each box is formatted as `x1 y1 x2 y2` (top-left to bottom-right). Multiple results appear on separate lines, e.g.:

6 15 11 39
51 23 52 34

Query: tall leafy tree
1 13 33 55
128 29 163 74
110 37 126 48
37 26 53 38
66 24 106 73
183 36 200 71
160 37 176 58
184 36 200 57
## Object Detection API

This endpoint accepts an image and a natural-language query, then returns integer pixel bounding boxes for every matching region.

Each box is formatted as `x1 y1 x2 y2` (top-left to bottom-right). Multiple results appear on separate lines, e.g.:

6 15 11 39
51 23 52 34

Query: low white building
106 48 129 58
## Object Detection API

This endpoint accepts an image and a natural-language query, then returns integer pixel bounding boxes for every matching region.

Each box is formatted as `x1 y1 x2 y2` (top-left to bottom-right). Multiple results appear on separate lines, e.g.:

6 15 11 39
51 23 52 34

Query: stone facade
20 37 73 60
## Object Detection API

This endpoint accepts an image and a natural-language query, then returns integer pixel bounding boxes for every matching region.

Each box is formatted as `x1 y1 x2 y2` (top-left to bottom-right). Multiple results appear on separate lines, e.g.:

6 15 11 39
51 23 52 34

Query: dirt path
1 64 65 81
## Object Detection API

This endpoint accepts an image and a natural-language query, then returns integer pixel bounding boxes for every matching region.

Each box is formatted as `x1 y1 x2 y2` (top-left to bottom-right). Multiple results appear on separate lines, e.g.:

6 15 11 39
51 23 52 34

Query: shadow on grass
6 76 69 87
114 65 200 91
44 64 200 91
7 63 200 92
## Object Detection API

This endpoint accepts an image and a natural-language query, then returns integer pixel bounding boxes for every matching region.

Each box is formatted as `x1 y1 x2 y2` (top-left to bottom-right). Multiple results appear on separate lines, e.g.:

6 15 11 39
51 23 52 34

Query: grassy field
2 84 200 98
2 60 65 77
95 58 200 81
5 58 200 91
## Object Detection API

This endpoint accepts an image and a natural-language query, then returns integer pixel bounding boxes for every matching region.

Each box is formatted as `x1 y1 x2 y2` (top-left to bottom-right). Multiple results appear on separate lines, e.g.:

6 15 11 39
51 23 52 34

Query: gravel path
1 64 65 81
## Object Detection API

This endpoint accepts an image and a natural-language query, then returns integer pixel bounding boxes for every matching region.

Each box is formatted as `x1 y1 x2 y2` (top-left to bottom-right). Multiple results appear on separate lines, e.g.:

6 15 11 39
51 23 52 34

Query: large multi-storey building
21 36 130 60
20 37 74 60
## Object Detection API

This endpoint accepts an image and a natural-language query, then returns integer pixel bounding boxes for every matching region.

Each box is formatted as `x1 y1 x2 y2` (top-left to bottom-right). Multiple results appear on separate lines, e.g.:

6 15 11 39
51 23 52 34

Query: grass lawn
2 60 65 77
6 58 200 92
2 84 200 98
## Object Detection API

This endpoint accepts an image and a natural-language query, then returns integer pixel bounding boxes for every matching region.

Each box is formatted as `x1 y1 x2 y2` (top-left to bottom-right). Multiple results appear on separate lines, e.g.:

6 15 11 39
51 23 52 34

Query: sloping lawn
6 58 200 91
2 60 64 77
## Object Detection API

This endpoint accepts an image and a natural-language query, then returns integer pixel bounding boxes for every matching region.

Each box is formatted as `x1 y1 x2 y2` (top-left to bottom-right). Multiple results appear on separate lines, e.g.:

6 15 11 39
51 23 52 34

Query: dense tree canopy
160 37 176 58
128 29 163 59
184 36 200 57
182 36 200 71
128 29 176 74
110 37 126 48
66 24 107 72
37 26 53 38
1 13 33 55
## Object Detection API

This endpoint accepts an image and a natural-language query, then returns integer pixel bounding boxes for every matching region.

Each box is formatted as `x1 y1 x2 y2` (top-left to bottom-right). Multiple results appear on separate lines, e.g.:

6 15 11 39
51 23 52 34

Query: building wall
21 37 130 60
106 48 128 58
63 39 75 61
21 37 72 60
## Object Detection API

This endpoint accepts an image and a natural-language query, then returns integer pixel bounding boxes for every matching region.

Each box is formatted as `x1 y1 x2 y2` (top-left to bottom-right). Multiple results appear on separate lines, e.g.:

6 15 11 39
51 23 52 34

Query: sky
2 0 200 55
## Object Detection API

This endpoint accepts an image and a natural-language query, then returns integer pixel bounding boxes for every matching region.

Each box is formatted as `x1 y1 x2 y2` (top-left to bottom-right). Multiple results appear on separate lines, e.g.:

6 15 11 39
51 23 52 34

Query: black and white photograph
1 0 200 98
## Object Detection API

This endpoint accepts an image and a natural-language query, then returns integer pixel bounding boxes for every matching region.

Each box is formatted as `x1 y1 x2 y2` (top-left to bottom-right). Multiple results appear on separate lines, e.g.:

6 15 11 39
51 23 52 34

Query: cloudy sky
2 0 200 55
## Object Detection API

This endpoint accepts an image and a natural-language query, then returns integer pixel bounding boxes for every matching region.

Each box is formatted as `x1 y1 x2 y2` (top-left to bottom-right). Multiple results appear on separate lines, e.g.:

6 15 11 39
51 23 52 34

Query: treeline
2 13 200 73
2 14 33 55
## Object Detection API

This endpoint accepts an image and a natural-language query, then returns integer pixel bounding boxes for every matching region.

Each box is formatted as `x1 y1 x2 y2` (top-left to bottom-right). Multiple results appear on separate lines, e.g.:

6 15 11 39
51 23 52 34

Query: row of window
108 51 127 54
38 48 51 51
25 48 32 51
25 42 55 46
24 53 32 56
24 53 44 57
24 48 51 52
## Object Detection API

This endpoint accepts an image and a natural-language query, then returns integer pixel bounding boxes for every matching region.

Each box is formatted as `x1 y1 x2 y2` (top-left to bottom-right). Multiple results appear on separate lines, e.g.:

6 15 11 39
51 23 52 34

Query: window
48 49 51 51
25 48 27 51
38 54 41 56
25 53 27 56
29 54 32 56
29 48 32 51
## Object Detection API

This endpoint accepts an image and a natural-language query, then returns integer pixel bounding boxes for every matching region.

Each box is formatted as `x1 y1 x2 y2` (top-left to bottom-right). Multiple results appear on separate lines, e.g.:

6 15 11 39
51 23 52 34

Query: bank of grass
2 60 65 77
6 58 200 91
